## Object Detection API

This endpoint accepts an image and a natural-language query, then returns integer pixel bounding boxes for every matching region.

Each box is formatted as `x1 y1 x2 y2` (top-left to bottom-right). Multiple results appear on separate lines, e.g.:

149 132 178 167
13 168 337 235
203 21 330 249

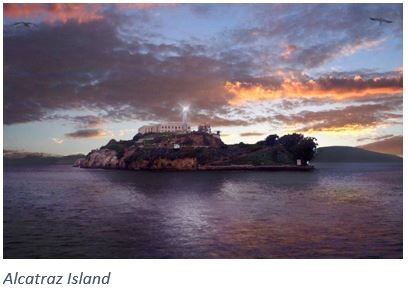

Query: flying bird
369 17 392 25
12 22 38 28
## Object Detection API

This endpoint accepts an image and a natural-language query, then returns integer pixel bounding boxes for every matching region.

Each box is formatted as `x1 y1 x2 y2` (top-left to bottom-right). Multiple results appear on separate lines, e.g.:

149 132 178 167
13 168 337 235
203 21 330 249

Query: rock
80 149 119 169
151 158 197 170
73 158 85 167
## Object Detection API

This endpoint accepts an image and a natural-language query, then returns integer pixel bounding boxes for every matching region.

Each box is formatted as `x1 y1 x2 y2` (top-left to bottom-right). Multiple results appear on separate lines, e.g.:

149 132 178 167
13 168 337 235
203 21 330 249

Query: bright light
181 105 190 125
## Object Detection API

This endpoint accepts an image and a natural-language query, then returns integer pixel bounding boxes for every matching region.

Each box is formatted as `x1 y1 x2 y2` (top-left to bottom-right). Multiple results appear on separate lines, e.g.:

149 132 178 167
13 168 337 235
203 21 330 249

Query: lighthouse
181 105 189 132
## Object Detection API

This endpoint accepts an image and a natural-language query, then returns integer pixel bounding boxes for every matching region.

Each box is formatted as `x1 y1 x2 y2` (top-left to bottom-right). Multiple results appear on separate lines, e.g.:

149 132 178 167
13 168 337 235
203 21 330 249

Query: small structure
174 144 180 150
198 124 212 134
213 130 221 139
296 159 302 166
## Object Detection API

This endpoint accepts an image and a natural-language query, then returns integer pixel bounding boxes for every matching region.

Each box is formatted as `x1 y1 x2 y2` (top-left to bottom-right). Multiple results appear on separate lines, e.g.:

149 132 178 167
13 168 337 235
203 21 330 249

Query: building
138 122 191 134
198 124 212 134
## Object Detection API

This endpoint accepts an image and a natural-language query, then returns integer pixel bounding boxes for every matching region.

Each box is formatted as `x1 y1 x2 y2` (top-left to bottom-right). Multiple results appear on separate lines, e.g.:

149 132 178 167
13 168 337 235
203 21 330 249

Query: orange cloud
240 132 265 137
4 3 169 24
225 74 402 104
3 3 44 18
4 3 104 24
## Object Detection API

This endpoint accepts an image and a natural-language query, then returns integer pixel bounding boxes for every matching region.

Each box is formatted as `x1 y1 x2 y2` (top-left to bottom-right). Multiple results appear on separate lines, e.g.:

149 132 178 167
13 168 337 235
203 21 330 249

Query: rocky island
75 132 318 171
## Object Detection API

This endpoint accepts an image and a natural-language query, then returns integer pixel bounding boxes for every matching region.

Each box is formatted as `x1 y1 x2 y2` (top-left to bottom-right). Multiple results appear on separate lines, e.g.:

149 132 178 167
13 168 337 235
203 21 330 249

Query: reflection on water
4 163 402 258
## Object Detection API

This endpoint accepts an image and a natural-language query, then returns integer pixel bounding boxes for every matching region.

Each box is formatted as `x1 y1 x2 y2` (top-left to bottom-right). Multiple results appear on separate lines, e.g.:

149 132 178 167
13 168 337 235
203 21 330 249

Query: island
75 131 318 171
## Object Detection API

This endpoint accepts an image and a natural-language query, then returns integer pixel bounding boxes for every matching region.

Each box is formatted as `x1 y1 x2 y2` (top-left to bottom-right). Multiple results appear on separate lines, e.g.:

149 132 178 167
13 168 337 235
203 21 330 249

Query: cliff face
80 149 119 168
79 132 219 170
79 149 198 170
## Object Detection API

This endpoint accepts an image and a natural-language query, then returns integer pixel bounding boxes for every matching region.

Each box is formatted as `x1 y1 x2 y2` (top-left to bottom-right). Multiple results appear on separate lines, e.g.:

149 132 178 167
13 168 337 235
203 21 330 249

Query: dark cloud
65 128 110 138
358 135 402 156
46 114 106 128
71 115 106 128
4 18 245 125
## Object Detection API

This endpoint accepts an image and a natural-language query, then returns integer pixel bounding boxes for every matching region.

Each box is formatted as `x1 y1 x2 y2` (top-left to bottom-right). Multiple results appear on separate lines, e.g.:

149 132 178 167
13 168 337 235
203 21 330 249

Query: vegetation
125 132 317 165
278 133 318 164
97 132 319 168
100 139 127 158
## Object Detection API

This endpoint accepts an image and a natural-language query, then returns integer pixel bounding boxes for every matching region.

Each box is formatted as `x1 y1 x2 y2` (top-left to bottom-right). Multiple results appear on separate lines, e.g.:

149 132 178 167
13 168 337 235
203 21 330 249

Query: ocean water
3 163 402 258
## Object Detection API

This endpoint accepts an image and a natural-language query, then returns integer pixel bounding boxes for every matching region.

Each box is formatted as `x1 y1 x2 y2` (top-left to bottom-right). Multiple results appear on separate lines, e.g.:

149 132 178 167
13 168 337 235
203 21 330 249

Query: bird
12 22 38 28
369 17 392 25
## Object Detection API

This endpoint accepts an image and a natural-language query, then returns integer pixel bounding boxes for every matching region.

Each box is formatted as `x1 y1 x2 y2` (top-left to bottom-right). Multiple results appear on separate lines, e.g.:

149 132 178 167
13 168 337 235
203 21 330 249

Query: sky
3 3 403 156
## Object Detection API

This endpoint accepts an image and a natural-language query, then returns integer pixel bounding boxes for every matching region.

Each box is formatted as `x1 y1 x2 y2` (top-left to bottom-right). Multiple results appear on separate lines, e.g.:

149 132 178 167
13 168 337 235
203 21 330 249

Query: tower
182 106 189 132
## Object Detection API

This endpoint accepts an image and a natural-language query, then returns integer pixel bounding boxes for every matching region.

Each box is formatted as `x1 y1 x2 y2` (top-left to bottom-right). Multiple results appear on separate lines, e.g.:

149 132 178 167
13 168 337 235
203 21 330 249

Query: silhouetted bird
12 22 38 28
369 17 392 25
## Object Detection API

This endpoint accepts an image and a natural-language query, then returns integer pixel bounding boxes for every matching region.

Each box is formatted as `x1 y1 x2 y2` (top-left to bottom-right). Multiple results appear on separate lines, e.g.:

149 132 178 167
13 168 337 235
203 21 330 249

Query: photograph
3 3 403 259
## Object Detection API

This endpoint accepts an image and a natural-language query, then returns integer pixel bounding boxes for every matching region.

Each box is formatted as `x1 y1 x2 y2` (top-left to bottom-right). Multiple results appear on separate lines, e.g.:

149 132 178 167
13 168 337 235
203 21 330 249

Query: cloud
51 137 64 144
3 3 166 24
225 72 402 104
116 3 173 10
273 100 402 133
358 135 402 156
357 134 394 142
71 115 106 128
64 129 112 139
291 38 385 68
118 129 137 137
189 114 252 127
3 3 402 138
4 3 105 24
229 4 402 68
240 132 265 137
4 18 243 126
280 44 297 59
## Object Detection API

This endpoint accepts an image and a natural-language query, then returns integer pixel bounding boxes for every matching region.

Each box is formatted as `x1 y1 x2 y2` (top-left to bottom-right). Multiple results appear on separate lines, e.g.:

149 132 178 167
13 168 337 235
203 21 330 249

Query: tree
265 134 279 146
293 137 318 164
279 133 318 164
279 133 304 151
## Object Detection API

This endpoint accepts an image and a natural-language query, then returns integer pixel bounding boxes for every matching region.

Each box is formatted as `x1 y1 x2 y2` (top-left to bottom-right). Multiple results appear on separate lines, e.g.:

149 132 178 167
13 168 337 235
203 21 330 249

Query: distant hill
314 146 402 163
4 152 85 166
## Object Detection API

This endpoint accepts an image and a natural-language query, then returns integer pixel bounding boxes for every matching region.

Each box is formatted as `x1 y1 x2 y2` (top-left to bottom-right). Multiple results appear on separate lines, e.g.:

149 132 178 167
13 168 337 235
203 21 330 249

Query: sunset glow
225 75 402 104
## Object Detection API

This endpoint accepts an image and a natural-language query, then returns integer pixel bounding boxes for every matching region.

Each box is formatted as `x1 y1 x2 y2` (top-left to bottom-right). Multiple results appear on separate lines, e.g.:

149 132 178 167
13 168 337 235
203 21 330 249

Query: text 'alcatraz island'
3 272 111 285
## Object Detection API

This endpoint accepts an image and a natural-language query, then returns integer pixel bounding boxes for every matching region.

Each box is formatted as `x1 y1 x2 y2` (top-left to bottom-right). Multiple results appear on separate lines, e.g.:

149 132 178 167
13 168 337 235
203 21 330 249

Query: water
3 163 402 258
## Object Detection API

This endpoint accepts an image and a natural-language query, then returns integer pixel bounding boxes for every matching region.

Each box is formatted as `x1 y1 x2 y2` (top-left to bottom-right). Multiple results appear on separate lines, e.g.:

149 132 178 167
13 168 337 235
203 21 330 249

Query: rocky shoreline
75 160 314 172
197 164 314 171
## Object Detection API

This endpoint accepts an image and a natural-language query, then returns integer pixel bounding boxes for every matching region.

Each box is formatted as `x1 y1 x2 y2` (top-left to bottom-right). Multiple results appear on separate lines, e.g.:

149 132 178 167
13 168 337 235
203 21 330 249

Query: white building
138 122 191 134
